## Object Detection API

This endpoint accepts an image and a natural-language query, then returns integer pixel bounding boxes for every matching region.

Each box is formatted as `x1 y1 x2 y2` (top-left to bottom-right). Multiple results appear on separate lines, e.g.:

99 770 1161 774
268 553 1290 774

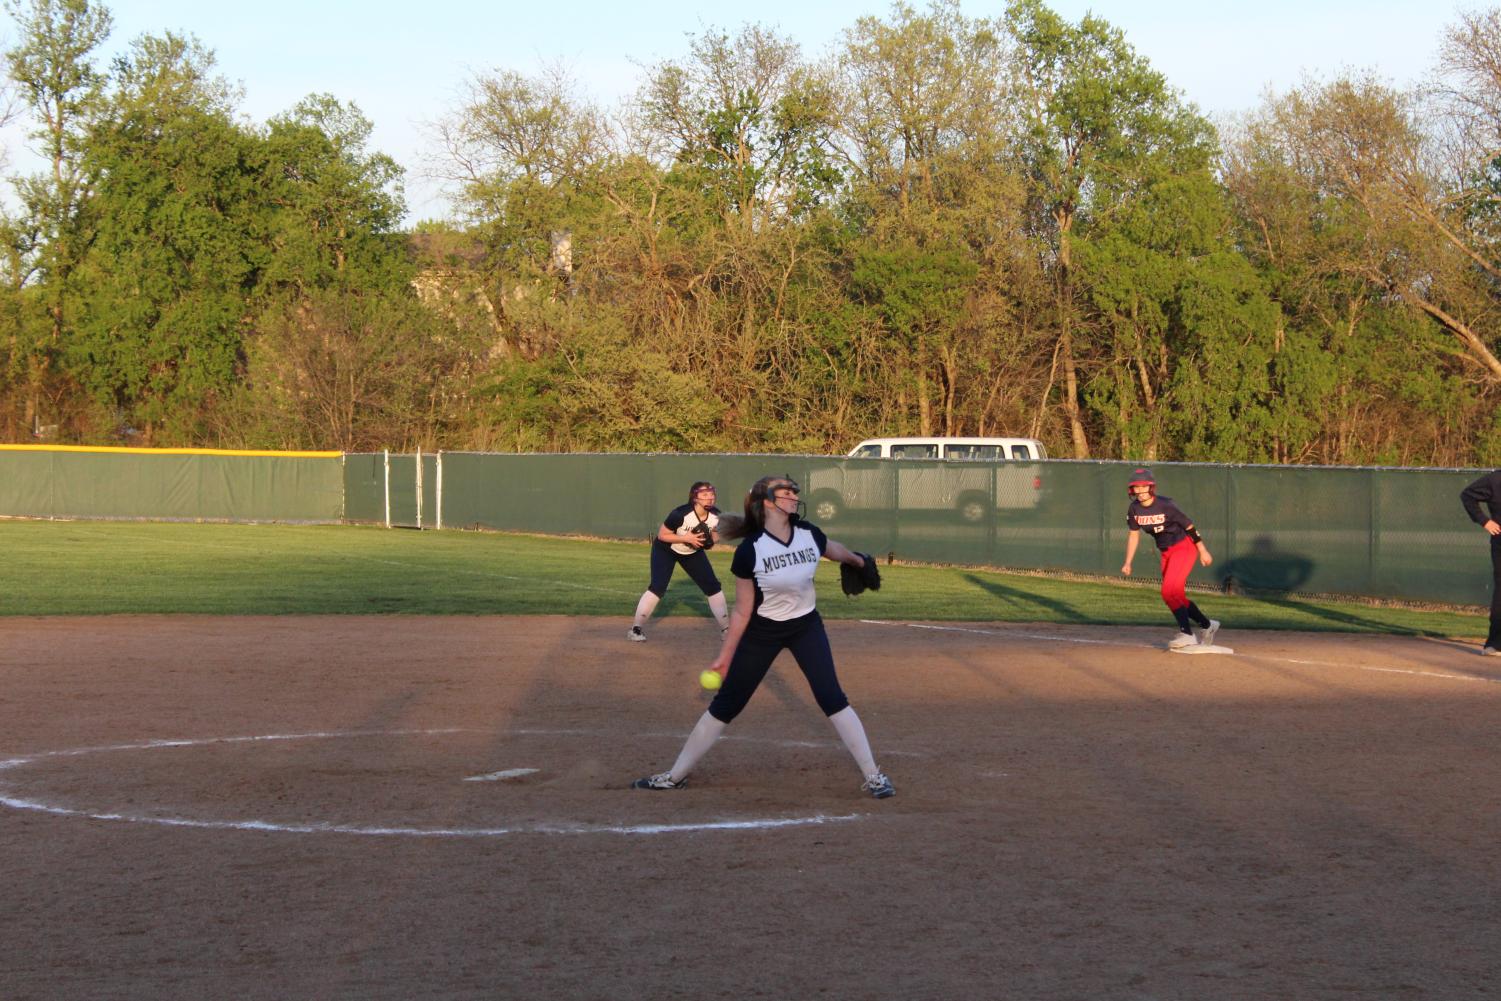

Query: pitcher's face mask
768 480 804 519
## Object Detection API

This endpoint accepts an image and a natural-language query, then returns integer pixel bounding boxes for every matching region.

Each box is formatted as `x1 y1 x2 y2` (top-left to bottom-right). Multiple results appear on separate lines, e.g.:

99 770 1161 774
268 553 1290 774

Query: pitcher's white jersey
730 518 828 621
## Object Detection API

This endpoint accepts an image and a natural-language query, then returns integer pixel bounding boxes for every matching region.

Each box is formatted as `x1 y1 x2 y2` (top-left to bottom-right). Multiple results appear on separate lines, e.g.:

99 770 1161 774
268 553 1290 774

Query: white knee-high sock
828 706 879 777
668 711 727 781
632 591 660 628
707 592 729 629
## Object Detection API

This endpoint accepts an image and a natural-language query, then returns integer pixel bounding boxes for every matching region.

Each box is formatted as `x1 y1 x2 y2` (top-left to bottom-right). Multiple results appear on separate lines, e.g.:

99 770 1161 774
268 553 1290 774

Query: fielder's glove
692 523 714 550
840 553 881 596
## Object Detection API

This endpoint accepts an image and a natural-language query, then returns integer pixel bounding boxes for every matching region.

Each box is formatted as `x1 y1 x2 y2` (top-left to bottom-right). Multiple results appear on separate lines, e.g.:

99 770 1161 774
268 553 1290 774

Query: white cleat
1192 620 1221 646
1168 632 1197 650
627 626 646 642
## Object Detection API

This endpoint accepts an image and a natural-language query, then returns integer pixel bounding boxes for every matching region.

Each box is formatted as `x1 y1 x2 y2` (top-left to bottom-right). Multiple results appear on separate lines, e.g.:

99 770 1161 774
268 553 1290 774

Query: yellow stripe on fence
0 443 343 458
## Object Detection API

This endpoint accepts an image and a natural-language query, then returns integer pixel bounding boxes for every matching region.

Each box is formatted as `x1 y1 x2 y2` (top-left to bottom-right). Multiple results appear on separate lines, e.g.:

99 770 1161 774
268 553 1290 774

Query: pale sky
0 0 1469 223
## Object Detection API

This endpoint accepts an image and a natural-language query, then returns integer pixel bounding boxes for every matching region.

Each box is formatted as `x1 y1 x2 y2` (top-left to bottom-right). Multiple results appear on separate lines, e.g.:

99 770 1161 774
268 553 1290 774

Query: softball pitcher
1120 467 1221 650
631 474 895 799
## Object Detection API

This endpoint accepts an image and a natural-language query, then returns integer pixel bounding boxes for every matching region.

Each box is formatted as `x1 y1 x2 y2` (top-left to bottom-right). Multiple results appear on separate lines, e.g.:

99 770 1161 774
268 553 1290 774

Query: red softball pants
1159 538 1197 611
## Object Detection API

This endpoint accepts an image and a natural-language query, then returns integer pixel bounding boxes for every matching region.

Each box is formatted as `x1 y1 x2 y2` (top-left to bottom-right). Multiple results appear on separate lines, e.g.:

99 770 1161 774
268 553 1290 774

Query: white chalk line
0 793 859 837
859 620 1501 687
0 729 866 838
464 768 539 782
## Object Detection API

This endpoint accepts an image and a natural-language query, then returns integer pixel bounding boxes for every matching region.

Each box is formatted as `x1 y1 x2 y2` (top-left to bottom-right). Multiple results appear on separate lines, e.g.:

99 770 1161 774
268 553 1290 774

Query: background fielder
628 481 729 641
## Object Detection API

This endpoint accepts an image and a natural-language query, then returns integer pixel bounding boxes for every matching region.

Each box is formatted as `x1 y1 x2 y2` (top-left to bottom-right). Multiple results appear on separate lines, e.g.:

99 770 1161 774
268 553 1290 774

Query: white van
846 437 1047 461
806 437 1049 523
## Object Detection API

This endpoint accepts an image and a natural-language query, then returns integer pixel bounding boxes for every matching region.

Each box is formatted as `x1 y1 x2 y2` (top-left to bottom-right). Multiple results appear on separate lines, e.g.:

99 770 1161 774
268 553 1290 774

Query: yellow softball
699 669 722 692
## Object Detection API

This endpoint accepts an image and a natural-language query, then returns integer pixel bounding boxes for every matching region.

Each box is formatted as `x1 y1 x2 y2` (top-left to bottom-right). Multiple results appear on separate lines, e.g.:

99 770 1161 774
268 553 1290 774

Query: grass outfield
0 519 1488 637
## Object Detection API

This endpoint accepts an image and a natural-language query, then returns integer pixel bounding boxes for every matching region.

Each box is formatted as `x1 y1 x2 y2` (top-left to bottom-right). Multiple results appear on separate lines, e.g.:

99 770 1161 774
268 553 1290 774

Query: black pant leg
1488 536 1501 647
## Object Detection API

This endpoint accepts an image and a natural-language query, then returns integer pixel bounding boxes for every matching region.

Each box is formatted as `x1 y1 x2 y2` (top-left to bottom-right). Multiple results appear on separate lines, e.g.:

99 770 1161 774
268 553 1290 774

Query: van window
850 444 881 458
946 444 1005 460
1010 444 1033 459
890 443 938 459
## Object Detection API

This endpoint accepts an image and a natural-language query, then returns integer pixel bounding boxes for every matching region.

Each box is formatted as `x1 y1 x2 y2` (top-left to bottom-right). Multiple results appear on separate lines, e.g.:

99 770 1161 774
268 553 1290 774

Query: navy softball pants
647 541 722 598
708 610 849 723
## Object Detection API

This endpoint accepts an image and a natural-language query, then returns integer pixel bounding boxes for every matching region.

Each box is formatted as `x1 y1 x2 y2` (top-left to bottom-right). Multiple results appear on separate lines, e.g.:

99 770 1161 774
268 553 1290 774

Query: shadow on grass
961 573 1094 623
1247 595 1439 637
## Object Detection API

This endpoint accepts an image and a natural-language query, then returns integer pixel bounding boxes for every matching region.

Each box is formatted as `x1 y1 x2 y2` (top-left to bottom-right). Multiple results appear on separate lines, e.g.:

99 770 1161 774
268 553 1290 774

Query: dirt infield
3 615 1498 1000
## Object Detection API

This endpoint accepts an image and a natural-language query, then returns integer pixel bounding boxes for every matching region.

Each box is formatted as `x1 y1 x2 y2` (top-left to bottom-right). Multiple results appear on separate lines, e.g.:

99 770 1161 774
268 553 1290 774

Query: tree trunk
916 368 931 435
1055 210 1090 458
1059 327 1088 458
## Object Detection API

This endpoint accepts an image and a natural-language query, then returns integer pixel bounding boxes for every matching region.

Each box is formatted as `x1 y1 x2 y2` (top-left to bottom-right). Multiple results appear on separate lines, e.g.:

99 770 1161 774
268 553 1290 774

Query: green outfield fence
0 444 344 523
1 445 1490 607
345 451 1492 608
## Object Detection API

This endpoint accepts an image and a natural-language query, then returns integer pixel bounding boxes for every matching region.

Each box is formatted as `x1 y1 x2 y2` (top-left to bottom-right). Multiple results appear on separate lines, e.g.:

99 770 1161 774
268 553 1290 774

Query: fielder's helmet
1127 467 1156 498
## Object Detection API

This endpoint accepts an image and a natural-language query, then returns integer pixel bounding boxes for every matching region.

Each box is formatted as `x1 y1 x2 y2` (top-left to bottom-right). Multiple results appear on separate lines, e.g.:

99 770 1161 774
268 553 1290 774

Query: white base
1171 643 1234 655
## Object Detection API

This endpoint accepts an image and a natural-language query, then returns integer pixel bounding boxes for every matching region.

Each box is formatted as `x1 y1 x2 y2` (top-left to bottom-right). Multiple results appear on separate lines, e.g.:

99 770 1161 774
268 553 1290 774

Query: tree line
1 0 1498 465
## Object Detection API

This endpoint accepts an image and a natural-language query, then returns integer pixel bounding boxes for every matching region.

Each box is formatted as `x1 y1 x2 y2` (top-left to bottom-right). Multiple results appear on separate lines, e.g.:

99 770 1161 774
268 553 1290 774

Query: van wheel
808 491 842 522
956 493 991 523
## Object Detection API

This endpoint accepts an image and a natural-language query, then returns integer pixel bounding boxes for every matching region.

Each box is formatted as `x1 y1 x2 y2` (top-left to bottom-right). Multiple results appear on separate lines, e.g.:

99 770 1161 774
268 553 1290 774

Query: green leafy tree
1223 71 1498 464
233 287 478 451
4 0 112 433
1004 0 1215 457
835 3 1043 442
852 239 977 434
262 94 406 295
1075 173 1282 462
68 32 258 444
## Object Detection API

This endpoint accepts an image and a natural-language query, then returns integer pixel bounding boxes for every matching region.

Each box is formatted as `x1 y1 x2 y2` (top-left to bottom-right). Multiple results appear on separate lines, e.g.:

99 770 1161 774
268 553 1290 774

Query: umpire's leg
1489 535 1501 648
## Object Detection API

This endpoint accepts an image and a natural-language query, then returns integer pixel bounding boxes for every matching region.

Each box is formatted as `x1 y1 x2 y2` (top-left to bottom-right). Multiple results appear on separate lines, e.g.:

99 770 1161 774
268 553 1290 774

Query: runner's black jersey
660 503 719 556
1126 496 1194 552
730 518 828 621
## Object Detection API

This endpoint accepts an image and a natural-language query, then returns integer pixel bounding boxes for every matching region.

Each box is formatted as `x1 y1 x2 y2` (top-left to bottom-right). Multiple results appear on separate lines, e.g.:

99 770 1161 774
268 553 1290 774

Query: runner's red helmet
1127 467 1156 498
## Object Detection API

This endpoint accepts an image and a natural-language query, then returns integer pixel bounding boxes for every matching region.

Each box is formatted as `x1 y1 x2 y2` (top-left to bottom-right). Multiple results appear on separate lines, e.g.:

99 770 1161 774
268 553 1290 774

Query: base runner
1120 467 1221 650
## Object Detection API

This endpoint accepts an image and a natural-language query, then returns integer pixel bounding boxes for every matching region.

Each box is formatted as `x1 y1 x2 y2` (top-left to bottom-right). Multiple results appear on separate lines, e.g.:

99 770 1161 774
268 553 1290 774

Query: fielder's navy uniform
646 502 722 600
708 515 848 722
1460 470 1501 648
